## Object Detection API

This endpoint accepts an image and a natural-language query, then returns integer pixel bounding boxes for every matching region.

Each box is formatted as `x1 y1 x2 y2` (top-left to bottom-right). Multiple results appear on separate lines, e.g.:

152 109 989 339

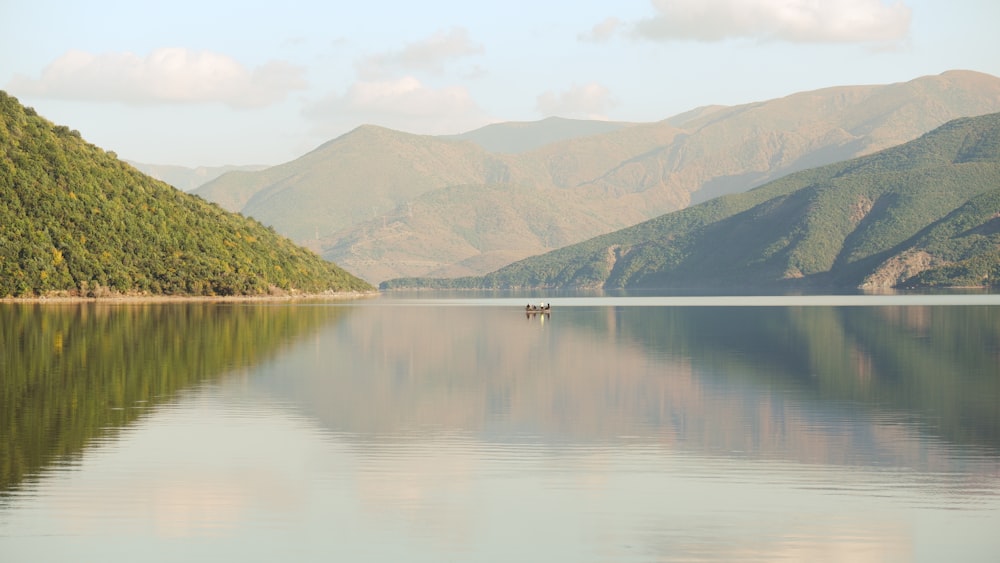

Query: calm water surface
2 295 999 562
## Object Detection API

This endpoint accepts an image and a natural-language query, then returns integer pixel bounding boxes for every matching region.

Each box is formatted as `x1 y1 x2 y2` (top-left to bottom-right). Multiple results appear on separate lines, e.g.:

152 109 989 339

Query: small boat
525 303 551 313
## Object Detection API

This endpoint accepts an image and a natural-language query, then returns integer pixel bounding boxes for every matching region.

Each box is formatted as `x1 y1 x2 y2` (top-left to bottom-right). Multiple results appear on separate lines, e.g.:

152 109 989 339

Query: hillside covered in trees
0 91 373 298
383 113 1000 291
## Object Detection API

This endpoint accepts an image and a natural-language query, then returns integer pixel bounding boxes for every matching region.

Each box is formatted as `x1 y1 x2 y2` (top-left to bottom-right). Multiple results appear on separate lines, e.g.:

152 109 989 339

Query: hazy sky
2 0 998 167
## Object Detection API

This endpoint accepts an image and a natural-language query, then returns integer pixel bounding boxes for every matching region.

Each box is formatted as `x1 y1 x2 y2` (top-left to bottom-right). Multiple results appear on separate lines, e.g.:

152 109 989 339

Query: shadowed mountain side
249 305 1000 469
322 183 657 281
508 120 688 190
384 112 1000 291
0 302 353 494
196 71 1000 283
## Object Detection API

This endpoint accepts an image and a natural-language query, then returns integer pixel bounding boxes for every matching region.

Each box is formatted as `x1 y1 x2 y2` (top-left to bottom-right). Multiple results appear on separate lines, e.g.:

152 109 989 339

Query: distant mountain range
0 91 372 298
127 161 267 192
193 70 1000 284
383 112 1000 291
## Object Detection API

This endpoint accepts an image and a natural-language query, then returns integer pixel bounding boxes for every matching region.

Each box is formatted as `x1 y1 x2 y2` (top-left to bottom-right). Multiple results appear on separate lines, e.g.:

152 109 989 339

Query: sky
2 0 998 168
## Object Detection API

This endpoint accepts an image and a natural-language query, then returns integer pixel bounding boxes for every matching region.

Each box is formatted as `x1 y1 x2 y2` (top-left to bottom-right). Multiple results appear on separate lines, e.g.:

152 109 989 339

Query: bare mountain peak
928 68 1000 83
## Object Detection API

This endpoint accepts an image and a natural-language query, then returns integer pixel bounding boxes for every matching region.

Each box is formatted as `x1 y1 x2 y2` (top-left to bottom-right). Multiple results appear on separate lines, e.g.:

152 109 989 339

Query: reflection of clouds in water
354 440 478 550
340 436 929 562
49 468 297 539
528 449 921 562
639 514 911 562
46 395 310 538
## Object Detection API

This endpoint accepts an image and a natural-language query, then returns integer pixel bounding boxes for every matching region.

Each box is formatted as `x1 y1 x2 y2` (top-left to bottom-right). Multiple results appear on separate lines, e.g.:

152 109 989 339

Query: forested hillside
383 113 1000 291
0 91 373 298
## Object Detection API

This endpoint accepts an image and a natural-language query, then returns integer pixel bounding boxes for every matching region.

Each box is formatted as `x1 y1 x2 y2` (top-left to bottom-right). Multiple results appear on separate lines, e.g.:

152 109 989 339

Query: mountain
441 116 636 153
194 70 1000 284
0 91 373 298
381 112 1000 291
194 124 506 243
126 161 268 191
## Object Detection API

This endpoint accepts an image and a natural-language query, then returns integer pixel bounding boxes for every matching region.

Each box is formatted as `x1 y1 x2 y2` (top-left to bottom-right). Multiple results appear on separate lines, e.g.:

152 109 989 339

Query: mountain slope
382 113 1000 291
126 161 268 192
195 71 1000 283
0 91 373 298
442 116 636 153
195 125 508 244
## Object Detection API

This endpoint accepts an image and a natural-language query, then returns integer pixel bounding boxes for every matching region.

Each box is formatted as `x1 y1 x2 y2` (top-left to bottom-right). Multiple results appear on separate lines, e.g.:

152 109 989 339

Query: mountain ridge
380 112 1000 291
442 116 637 153
193 70 1000 283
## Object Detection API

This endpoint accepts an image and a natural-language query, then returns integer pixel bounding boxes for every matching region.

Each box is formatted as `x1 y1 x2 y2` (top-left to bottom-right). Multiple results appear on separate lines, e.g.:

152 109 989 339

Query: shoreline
0 290 381 304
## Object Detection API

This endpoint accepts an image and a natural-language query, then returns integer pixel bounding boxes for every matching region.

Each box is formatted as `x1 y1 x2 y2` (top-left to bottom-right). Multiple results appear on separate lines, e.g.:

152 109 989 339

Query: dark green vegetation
0 302 351 493
0 92 373 297
384 113 1000 290
195 71 1000 283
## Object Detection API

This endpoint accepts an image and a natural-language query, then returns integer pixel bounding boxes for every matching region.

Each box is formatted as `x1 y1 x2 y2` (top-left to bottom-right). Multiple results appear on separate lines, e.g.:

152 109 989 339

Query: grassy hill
0 91 373 298
195 70 1000 284
382 113 1000 291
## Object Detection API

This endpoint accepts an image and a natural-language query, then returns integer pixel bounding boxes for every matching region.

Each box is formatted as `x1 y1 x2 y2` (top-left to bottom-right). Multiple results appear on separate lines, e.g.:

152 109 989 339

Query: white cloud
536 83 616 119
635 0 912 44
303 76 492 137
579 17 622 42
301 28 491 143
7 48 306 108
343 77 477 116
358 27 484 79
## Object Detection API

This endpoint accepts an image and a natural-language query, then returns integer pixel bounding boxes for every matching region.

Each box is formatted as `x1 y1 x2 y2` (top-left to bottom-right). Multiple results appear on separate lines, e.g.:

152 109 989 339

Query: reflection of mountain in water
255 304 1000 475
0 303 351 494
623 305 1000 450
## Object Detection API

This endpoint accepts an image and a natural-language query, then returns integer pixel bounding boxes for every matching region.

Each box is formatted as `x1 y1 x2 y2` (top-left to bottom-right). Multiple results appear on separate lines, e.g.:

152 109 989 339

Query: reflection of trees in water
0 303 350 494
278 304 1000 473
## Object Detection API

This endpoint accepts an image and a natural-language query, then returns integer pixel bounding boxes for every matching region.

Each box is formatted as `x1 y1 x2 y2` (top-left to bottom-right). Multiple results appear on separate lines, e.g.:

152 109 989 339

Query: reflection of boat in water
525 303 551 316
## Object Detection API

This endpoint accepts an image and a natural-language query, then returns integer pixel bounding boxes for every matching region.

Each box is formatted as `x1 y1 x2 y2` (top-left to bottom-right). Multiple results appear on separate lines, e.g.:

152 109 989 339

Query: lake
2 294 999 562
